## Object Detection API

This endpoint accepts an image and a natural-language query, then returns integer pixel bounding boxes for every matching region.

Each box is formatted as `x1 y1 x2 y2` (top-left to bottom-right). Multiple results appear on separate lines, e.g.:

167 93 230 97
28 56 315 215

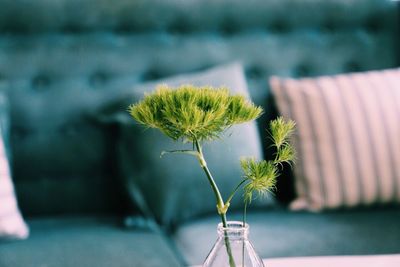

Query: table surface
263 254 400 267
192 254 400 267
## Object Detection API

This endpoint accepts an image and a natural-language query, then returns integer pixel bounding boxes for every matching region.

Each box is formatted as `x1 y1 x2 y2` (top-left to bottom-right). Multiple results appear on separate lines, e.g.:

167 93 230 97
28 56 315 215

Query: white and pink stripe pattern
270 68 400 210
0 134 28 239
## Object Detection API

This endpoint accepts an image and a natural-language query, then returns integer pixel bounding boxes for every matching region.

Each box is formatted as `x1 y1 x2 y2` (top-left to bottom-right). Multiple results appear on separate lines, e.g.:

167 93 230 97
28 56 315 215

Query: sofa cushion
6 78 131 216
0 216 182 267
99 63 269 229
174 208 400 266
270 68 400 210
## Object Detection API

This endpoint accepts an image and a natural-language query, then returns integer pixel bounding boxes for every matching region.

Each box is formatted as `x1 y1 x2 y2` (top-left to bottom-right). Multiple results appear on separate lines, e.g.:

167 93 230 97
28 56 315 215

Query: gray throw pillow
104 63 271 228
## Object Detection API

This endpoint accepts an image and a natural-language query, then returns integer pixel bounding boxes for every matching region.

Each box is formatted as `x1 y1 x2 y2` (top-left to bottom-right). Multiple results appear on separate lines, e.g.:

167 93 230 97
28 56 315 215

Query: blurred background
0 0 398 215
0 1 399 267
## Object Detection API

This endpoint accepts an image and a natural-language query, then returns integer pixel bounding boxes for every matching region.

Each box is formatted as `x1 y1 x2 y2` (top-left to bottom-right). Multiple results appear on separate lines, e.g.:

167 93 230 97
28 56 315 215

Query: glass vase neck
217 221 249 240
203 220 264 267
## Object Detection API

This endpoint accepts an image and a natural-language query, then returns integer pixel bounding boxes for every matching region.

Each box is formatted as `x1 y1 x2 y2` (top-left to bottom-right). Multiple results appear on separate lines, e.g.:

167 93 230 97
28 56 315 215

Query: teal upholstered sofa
0 0 399 266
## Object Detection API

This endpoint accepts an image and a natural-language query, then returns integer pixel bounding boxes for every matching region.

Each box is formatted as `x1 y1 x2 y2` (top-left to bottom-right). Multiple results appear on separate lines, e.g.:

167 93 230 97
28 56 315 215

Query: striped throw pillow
0 131 29 239
270 68 400 211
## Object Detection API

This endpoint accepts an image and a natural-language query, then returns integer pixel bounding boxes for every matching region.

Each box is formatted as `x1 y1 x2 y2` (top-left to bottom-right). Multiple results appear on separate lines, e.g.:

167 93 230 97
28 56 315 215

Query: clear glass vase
203 221 265 267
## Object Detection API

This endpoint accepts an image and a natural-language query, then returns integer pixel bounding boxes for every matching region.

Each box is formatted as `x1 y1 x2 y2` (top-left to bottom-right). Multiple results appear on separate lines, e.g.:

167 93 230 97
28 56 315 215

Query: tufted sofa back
0 0 398 216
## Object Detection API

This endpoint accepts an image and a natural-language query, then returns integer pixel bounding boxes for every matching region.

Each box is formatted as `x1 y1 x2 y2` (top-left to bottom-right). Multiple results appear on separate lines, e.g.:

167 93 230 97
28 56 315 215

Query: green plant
128 84 295 266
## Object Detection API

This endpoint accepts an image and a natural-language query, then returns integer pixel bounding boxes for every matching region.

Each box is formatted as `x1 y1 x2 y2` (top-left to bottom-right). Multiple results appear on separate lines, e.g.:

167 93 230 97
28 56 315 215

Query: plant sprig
240 158 278 204
128 85 295 267
235 117 295 205
129 84 295 217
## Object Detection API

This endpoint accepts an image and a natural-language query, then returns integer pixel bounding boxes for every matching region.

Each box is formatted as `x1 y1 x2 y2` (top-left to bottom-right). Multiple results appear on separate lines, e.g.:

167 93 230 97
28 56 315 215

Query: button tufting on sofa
294 63 313 77
246 65 265 80
89 71 110 87
12 126 32 142
365 15 384 33
141 68 165 82
61 23 86 34
58 124 79 137
269 20 291 34
168 16 194 34
321 20 337 33
32 74 51 90
219 17 241 36
343 61 363 73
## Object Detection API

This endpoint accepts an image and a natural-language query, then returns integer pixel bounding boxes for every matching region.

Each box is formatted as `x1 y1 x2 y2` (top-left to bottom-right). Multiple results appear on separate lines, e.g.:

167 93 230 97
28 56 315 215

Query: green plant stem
226 179 247 206
194 140 225 213
242 201 248 227
160 149 199 158
194 140 236 267
273 145 281 164
241 202 248 267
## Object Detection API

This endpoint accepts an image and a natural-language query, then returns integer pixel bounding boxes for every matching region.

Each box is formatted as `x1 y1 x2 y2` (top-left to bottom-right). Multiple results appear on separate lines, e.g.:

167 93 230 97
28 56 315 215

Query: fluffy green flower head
128 84 263 142
240 158 278 203
269 117 296 149
239 117 295 204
